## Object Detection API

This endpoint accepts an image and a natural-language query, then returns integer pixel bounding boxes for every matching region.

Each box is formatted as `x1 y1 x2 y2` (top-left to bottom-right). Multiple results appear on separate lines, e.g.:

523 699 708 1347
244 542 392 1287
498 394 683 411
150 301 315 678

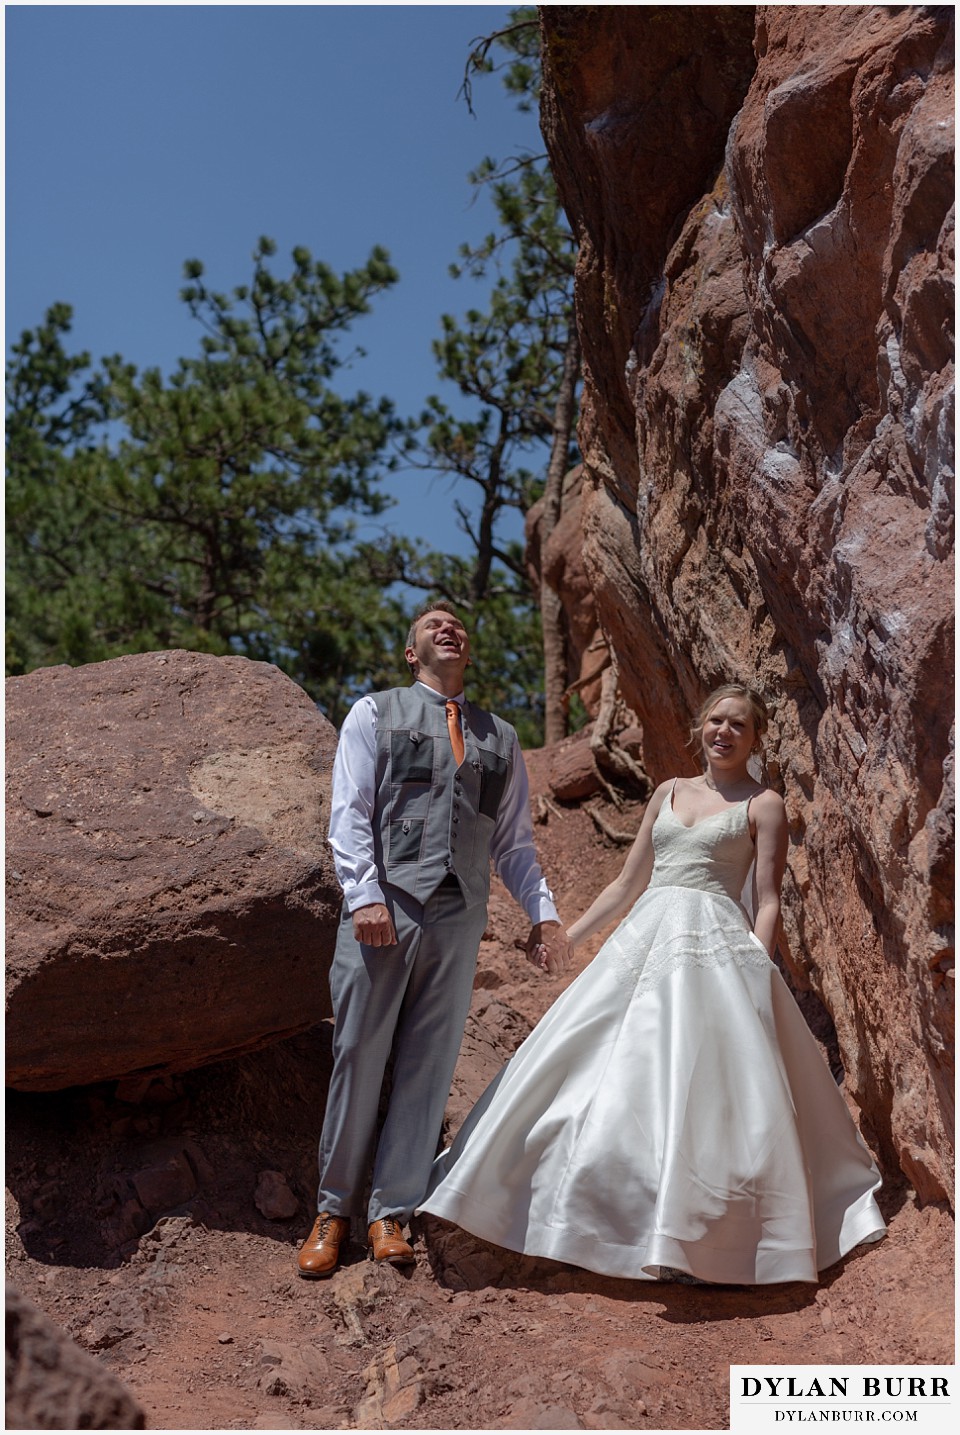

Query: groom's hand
353 903 397 947
525 921 570 975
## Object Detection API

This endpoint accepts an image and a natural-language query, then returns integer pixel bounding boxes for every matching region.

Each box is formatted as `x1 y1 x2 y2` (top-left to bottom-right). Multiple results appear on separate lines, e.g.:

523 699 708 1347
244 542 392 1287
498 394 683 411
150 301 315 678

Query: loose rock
254 1170 299 1221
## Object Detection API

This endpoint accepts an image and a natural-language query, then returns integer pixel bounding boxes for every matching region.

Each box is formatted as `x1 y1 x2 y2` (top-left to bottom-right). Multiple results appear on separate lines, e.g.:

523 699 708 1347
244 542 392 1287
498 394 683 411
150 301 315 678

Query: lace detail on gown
603 791 769 994
604 904 770 993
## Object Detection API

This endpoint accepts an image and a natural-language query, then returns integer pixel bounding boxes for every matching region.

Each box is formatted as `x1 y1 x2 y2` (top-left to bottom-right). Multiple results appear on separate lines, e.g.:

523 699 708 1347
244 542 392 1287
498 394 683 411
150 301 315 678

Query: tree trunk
540 324 581 746
194 529 220 635
470 413 509 605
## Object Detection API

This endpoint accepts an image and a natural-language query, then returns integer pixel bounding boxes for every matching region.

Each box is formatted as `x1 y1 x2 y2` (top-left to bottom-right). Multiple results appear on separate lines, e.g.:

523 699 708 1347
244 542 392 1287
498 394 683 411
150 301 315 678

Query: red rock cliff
540 5 954 1202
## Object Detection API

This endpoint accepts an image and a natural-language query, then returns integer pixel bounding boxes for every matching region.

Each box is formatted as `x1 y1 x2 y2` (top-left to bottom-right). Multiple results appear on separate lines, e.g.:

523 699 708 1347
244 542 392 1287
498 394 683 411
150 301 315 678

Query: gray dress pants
317 879 488 1225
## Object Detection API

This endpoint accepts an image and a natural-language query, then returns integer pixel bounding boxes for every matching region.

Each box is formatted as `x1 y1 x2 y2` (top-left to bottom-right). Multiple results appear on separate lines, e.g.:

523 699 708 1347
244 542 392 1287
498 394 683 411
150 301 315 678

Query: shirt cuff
524 893 561 925
344 881 386 913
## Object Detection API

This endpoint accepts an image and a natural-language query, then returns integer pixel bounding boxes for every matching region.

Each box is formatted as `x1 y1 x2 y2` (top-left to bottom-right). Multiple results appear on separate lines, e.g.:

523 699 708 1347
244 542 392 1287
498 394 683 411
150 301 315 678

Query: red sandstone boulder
525 466 607 716
5 651 340 1091
540 6 954 1201
5 1282 146 1429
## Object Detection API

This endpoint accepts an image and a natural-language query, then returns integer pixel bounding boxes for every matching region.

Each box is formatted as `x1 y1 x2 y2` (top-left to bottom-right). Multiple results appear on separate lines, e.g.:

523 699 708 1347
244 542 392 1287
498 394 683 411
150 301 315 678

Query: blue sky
5 1 543 553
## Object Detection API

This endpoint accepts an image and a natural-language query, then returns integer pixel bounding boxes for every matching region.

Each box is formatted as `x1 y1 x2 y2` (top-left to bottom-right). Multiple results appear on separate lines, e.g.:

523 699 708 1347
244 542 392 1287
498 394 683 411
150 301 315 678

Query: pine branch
459 19 540 116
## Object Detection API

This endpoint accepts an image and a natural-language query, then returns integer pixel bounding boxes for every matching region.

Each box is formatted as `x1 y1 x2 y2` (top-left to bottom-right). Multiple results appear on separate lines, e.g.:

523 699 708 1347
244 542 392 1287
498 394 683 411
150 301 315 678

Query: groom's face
405 610 471 685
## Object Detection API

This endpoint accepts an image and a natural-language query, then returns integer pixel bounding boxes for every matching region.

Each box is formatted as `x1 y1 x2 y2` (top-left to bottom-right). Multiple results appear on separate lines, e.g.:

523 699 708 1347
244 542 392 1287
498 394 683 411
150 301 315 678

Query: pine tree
6 303 119 672
6 241 411 721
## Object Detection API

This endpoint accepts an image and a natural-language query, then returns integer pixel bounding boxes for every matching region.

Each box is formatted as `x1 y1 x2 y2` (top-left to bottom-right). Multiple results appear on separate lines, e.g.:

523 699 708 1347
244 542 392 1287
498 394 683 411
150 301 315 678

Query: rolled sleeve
490 734 560 925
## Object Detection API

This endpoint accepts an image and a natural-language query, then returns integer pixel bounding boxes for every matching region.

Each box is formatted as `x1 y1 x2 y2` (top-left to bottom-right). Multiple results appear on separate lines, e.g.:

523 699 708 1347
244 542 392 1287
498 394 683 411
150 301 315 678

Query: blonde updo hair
690 683 769 754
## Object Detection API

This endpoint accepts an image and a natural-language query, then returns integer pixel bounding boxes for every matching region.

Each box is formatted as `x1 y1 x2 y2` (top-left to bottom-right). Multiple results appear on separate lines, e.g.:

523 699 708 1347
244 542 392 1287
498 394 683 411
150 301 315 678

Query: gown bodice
647 789 755 903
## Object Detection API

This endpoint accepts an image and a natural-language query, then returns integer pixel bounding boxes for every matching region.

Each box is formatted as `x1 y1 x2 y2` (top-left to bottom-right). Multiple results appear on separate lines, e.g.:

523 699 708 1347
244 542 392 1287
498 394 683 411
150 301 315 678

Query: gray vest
370 685 516 910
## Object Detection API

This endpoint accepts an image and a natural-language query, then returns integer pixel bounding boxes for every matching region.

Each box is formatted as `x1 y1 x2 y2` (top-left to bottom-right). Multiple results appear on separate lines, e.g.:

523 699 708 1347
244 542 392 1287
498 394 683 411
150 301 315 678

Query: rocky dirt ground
5 751 954 1431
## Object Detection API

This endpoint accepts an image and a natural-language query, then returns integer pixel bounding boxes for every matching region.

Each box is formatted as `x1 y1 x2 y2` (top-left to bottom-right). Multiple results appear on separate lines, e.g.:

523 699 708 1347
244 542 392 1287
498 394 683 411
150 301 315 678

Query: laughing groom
297 604 569 1277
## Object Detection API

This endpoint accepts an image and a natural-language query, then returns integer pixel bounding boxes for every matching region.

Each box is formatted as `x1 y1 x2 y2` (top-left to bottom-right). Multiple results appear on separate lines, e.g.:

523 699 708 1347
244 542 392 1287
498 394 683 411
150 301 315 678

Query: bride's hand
525 922 571 975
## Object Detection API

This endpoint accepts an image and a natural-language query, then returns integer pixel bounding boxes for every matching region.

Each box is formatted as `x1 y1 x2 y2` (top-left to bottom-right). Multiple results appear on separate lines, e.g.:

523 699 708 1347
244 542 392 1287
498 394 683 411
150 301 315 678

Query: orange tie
445 700 465 766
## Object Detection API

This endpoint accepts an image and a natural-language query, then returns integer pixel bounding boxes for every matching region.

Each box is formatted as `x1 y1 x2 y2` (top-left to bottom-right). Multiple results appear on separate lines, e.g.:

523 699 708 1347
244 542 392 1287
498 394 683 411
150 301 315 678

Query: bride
420 684 886 1284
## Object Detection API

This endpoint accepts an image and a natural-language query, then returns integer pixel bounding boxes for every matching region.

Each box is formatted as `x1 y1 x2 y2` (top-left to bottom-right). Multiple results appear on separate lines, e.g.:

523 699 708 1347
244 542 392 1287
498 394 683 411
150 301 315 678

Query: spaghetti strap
744 785 768 818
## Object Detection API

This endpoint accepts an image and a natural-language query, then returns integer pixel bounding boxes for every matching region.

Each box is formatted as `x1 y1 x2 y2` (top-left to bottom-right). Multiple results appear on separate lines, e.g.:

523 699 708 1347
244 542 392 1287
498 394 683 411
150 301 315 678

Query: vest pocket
391 730 434 785
389 816 424 864
477 749 509 819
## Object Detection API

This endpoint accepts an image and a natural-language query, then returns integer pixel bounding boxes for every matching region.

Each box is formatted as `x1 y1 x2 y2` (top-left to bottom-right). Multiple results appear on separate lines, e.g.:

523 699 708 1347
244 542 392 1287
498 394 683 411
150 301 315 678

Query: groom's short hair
404 602 465 655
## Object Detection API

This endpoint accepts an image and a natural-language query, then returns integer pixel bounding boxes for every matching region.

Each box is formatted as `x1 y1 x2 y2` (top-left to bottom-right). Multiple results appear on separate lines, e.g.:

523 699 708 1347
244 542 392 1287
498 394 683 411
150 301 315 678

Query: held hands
525 920 572 976
352 903 397 948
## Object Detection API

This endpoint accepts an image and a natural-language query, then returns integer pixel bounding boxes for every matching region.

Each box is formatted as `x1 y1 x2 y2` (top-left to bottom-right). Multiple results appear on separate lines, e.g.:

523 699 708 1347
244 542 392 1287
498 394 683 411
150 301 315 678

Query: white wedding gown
421 790 886 1284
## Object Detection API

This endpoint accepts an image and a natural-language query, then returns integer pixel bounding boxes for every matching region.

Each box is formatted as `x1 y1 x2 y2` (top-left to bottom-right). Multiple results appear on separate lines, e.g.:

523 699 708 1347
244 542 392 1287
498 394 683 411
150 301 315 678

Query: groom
298 604 569 1277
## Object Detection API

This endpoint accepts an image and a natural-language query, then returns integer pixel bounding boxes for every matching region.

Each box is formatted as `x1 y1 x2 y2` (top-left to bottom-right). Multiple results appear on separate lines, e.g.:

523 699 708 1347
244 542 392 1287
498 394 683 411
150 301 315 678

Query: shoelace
378 1217 403 1238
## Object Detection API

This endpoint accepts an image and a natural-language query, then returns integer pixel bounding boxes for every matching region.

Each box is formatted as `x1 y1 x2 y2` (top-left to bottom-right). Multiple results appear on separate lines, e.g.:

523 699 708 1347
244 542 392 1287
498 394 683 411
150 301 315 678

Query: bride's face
701 697 756 770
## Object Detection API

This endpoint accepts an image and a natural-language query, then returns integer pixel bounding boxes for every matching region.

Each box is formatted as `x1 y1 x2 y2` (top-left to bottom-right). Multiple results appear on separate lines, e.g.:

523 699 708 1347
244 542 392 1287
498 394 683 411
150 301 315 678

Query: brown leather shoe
297 1212 350 1278
367 1217 415 1265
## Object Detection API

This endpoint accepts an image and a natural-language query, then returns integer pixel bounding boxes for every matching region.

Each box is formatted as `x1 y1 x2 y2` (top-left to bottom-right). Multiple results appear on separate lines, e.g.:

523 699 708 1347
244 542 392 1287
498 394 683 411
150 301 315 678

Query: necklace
704 773 744 797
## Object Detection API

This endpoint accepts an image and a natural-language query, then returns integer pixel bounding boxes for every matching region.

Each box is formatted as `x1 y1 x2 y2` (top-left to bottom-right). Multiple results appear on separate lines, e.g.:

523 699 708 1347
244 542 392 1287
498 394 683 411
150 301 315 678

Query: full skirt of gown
420 876 886 1285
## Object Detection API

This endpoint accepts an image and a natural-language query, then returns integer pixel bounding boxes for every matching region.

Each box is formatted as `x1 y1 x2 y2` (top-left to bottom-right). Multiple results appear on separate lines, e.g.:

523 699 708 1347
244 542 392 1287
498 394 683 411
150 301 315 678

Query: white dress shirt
328 683 559 924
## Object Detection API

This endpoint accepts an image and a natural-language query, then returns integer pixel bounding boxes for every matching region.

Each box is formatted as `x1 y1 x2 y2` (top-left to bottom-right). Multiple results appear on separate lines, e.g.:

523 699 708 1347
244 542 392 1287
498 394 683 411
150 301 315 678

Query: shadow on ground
6 1026 335 1270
